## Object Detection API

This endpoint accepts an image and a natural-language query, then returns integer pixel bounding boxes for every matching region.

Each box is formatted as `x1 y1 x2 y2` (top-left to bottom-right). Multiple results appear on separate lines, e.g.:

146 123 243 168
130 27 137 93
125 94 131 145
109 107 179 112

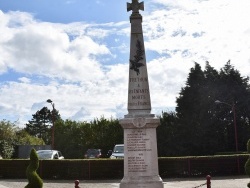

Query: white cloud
18 77 31 83
0 0 250 126
0 13 112 83
70 107 91 121
146 0 250 70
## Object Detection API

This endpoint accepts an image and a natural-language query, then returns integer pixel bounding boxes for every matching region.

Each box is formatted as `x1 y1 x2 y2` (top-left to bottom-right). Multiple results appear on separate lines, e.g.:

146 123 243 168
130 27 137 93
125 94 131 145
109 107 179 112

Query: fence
0 155 248 179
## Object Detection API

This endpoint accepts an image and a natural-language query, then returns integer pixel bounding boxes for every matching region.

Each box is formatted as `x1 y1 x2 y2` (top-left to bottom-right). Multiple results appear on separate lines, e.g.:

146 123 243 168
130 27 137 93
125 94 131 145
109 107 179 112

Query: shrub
245 139 250 188
25 148 43 188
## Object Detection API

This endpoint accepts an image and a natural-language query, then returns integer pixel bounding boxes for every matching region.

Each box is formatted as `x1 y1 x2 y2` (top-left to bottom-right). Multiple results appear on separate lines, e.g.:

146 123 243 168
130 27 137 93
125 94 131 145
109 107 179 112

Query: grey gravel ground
0 176 249 188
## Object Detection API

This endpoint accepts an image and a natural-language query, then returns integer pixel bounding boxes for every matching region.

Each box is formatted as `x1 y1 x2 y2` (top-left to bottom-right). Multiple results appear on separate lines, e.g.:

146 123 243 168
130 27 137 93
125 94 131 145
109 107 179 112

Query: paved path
0 176 249 188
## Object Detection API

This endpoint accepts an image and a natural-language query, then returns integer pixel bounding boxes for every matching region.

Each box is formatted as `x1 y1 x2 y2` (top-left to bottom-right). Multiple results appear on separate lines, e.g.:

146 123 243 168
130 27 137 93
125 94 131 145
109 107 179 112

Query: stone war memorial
119 0 164 187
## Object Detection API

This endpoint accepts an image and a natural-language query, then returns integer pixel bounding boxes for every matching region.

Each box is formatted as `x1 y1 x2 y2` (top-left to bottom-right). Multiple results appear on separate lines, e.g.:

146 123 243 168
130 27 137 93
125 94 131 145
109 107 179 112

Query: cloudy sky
0 0 250 127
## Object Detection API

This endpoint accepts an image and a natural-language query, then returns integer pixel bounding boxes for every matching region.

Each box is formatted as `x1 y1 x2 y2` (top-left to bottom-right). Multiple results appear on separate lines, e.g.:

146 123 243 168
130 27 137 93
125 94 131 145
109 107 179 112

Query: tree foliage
0 120 16 158
2 61 249 159
160 61 250 156
16 130 45 145
157 111 179 156
53 117 123 159
25 107 60 144
0 120 43 158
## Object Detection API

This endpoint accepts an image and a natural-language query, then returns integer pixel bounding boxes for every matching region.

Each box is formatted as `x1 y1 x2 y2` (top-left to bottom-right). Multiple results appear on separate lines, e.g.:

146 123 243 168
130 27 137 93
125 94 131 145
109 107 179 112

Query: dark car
84 149 102 159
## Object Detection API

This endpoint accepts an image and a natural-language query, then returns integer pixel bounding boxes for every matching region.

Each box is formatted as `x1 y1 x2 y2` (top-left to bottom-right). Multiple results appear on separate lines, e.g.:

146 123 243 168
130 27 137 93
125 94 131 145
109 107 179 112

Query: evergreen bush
25 148 43 188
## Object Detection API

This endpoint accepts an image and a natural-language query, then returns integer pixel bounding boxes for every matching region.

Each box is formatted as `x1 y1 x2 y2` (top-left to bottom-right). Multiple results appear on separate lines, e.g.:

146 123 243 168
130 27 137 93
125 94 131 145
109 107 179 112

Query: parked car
110 144 124 159
84 149 102 159
36 150 64 160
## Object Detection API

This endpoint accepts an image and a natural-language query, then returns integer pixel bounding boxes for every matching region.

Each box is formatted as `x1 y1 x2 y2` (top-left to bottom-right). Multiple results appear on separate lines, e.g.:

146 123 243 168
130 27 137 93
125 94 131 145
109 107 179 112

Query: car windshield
114 146 124 153
37 151 53 159
86 149 99 155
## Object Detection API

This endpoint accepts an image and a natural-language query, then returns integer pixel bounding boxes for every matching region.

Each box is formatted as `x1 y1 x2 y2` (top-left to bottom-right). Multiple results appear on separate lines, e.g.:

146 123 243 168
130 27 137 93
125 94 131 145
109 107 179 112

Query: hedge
0 155 248 180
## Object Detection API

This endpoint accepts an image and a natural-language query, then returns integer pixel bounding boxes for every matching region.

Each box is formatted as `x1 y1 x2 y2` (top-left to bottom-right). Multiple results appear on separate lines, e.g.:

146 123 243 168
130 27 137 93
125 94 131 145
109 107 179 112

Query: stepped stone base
120 175 163 188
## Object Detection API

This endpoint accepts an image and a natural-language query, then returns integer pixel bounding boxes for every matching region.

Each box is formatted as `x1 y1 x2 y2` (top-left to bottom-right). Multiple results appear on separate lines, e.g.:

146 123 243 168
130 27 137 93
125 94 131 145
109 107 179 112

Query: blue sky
0 0 250 127
0 0 127 23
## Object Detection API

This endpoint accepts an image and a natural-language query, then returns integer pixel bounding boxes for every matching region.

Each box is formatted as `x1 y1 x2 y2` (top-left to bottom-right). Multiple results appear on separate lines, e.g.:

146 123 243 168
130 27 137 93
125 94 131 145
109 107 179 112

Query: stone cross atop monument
127 0 144 14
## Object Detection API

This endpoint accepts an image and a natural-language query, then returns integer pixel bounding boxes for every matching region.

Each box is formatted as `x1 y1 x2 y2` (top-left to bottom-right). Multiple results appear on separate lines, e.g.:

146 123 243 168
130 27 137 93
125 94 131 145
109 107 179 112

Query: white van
110 144 124 159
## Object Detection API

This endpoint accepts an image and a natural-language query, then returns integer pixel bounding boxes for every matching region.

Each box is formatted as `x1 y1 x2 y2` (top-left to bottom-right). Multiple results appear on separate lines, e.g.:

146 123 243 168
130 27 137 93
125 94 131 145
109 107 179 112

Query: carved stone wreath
132 117 146 128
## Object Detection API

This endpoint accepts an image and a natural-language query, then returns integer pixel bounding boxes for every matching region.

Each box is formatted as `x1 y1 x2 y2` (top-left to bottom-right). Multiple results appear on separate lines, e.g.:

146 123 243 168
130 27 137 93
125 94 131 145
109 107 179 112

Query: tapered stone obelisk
119 1 164 188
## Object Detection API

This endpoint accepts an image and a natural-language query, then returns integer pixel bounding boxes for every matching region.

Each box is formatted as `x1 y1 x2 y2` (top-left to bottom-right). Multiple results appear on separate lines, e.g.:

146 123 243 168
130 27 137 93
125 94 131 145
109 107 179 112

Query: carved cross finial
127 0 144 14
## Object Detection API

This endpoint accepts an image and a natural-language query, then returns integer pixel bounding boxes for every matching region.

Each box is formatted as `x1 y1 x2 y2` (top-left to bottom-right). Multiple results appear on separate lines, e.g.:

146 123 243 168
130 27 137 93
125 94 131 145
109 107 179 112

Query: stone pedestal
119 116 163 188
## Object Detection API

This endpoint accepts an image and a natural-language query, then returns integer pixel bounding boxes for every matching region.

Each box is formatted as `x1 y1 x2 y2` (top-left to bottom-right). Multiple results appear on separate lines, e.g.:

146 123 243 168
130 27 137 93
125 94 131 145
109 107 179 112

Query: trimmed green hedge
159 155 249 177
244 140 250 187
0 155 248 179
0 159 29 178
38 159 123 179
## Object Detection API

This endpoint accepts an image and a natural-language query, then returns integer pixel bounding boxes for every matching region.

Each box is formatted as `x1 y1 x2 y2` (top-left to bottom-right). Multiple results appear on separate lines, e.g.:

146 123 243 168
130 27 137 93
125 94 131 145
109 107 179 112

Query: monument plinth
119 1 163 187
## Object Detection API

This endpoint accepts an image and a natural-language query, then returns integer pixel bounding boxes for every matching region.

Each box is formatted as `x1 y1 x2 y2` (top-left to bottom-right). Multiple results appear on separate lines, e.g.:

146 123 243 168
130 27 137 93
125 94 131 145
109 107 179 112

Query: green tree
0 120 44 159
174 61 250 156
54 119 86 158
0 120 17 158
54 117 123 159
175 62 214 155
157 111 179 156
16 130 45 145
215 61 250 152
0 120 45 158
25 107 60 144
89 117 123 155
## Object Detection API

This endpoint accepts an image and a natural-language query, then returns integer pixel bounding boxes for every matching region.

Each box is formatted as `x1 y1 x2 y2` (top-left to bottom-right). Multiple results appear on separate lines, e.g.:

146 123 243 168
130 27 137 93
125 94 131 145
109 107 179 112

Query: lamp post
215 100 240 174
215 100 238 152
47 99 55 149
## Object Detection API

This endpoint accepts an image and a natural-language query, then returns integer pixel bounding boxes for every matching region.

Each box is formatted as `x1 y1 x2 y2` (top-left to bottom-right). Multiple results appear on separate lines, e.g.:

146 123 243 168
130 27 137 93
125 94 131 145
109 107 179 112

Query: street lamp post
215 100 240 173
215 100 238 152
47 99 55 149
